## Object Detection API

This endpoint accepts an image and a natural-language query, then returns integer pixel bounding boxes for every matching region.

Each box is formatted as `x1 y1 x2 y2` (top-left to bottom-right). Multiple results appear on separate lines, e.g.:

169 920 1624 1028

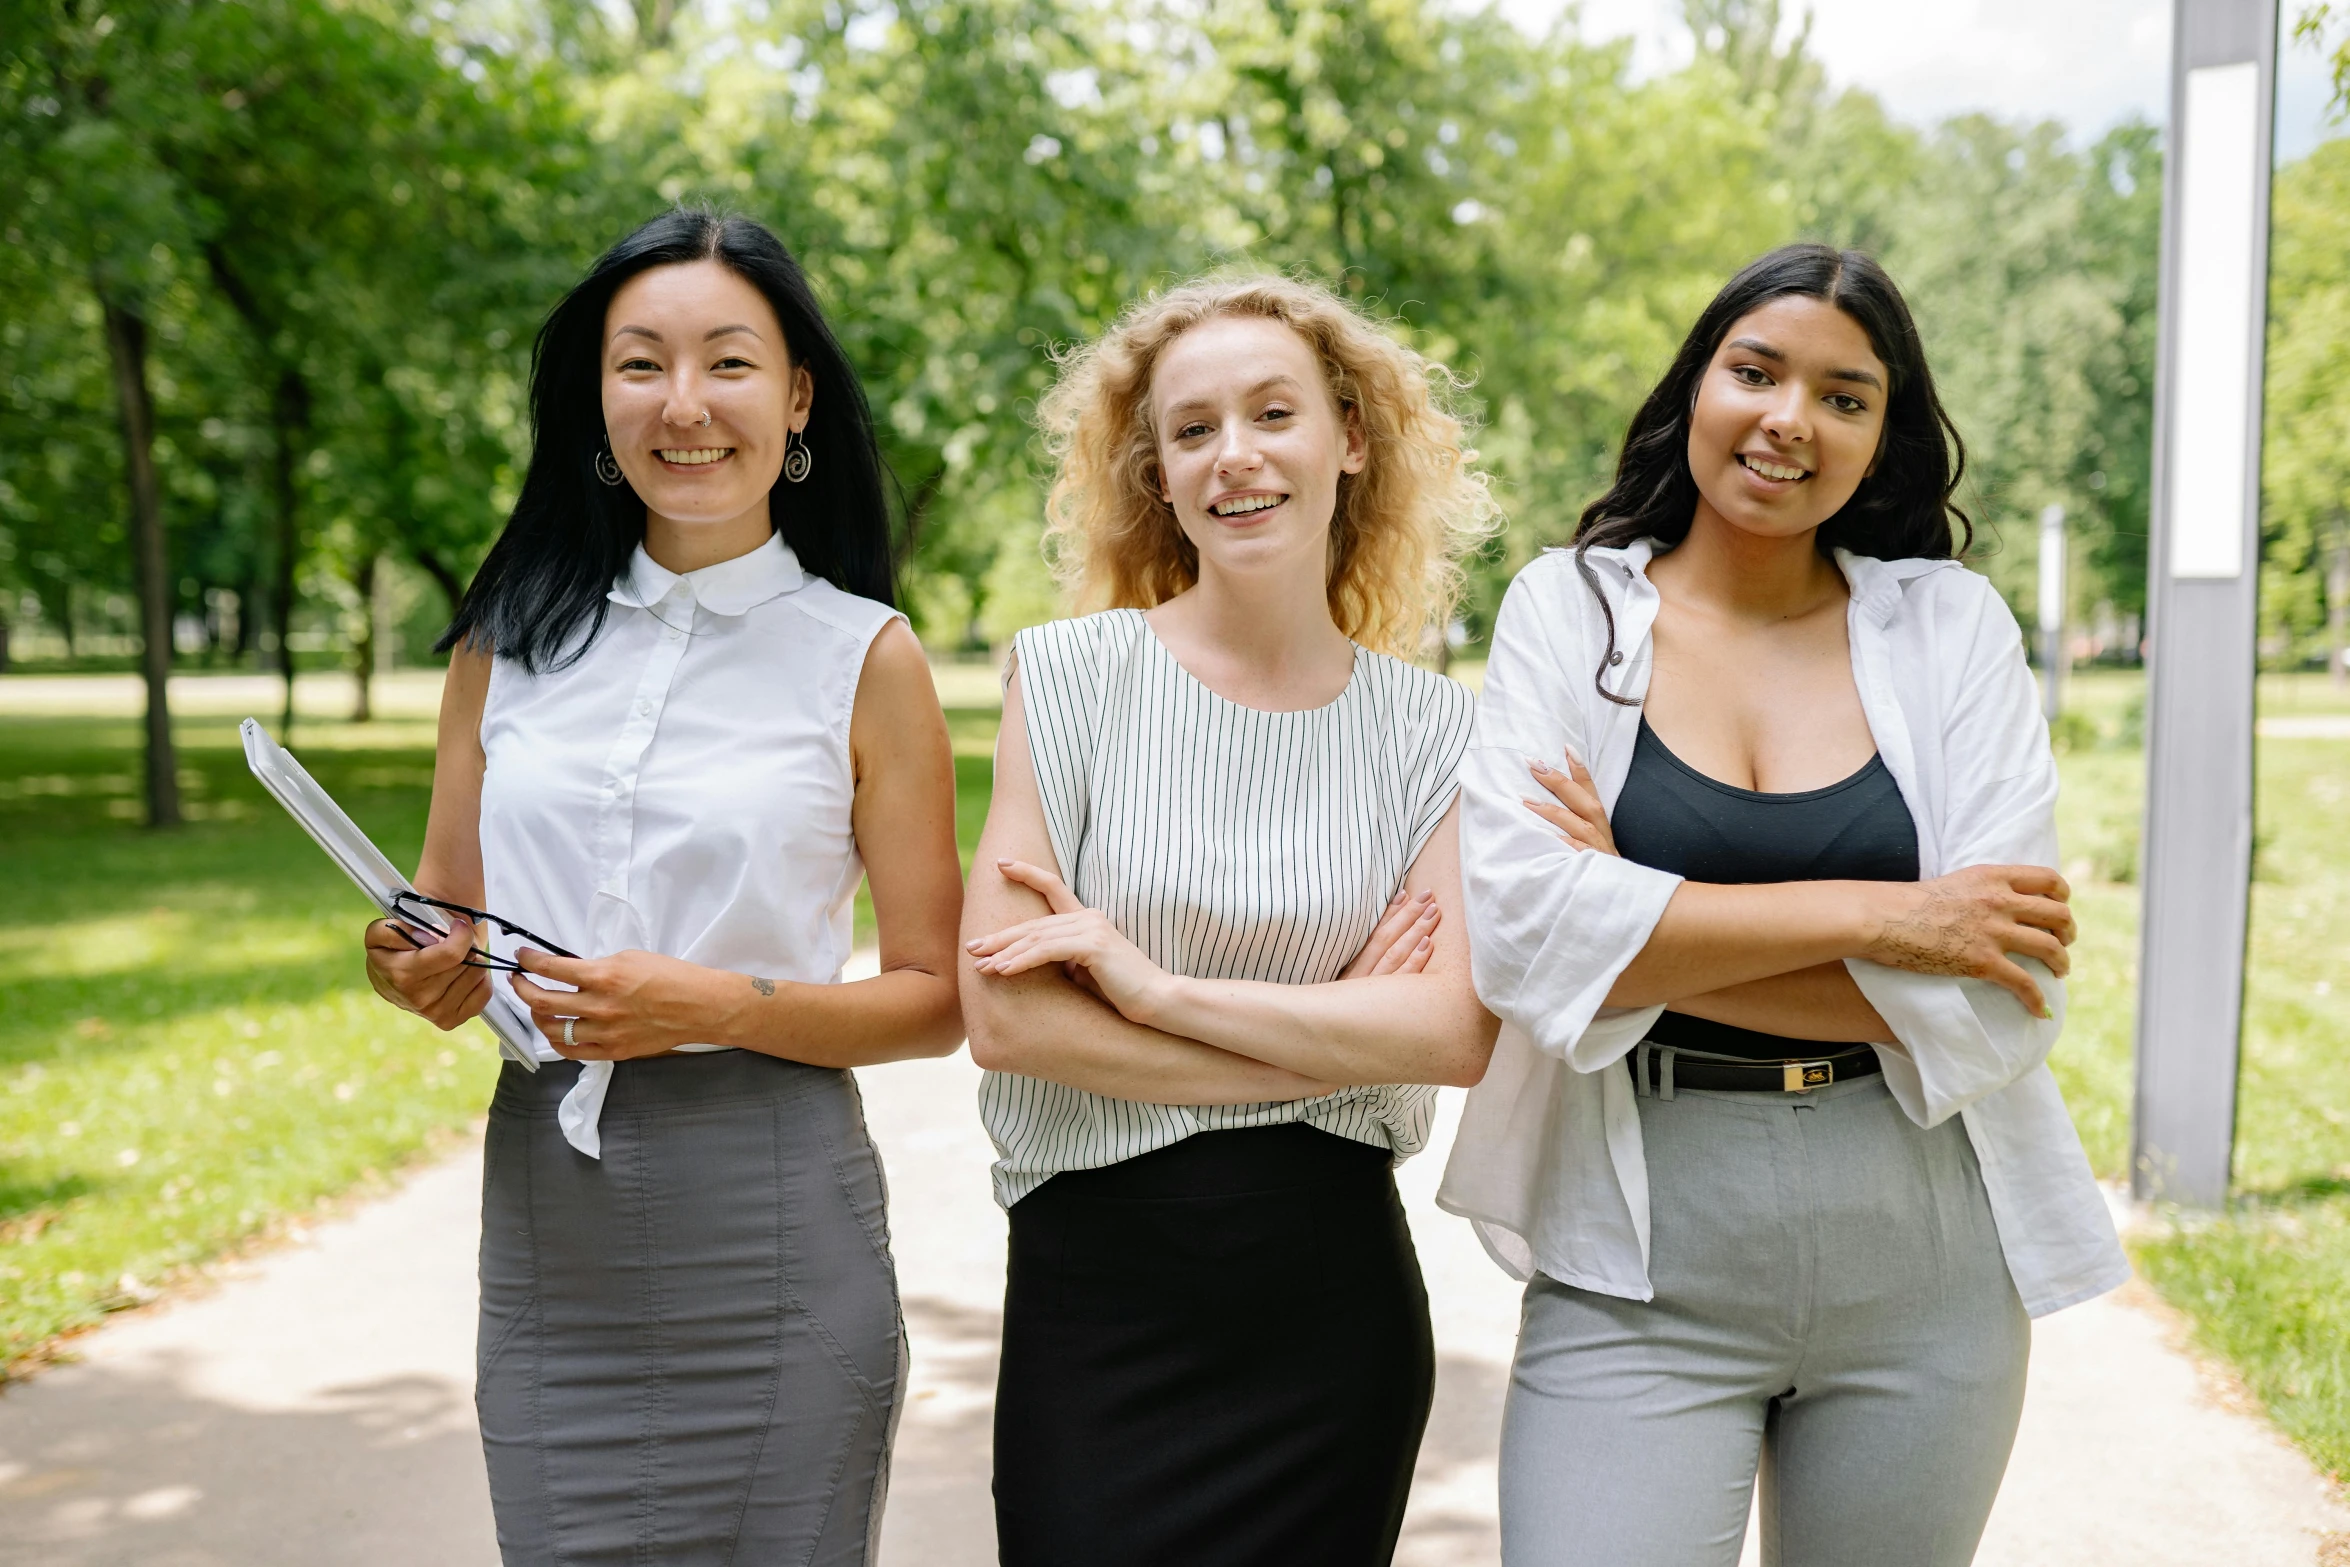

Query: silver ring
562 1017 577 1048
699 411 711 426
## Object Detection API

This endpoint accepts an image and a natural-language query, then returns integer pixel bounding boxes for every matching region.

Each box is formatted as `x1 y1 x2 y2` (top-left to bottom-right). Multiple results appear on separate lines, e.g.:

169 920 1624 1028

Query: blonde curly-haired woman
959 274 1501 1566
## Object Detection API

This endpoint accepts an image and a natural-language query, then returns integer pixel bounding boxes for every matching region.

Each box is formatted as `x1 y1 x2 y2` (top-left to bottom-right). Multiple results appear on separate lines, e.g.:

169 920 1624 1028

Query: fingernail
965 939 982 951
1529 760 1555 775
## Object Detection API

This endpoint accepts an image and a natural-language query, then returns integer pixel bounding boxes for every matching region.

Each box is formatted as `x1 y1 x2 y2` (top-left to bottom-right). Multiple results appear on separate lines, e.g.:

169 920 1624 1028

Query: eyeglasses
387 891 579 974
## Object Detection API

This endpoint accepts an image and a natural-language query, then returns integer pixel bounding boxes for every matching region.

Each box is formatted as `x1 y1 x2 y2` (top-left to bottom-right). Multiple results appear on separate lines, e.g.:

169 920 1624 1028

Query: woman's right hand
1860 865 2077 1018
1339 889 1442 978
364 915 492 1030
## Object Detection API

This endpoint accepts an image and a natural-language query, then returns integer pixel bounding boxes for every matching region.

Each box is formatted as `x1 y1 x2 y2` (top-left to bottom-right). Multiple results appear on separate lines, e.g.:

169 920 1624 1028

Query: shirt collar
1834 548 1960 627
607 533 808 617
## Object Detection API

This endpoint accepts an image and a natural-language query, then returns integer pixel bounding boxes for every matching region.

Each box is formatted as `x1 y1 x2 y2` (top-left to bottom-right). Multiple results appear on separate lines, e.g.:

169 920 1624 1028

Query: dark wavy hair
440 208 895 670
1574 243 1971 704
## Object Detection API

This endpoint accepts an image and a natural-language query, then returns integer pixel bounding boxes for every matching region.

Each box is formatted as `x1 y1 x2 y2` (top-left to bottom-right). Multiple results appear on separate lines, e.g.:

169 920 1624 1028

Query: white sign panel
2168 61 2262 580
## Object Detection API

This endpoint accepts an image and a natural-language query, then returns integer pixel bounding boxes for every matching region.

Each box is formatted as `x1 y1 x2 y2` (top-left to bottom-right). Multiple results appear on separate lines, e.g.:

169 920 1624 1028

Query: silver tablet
241 717 541 1071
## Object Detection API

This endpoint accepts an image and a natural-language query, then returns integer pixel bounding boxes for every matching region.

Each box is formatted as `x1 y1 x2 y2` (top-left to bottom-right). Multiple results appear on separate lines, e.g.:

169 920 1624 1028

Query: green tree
2300 4 2350 113
1 0 220 823
1879 117 2161 632
2260 138 2350 677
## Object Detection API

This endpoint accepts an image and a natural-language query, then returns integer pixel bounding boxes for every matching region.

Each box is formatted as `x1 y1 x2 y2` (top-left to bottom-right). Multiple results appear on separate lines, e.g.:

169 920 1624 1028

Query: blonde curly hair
1035 272 1499 659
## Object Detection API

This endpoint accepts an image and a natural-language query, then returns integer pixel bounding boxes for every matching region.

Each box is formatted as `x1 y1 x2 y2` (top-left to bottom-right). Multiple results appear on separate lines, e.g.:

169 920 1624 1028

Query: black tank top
1610 717 1919 1061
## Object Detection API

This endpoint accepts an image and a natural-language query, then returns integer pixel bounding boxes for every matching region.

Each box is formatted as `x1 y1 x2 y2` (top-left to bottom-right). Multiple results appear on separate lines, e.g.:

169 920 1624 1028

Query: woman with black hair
1440 244 2126 1564
362 208 963 1565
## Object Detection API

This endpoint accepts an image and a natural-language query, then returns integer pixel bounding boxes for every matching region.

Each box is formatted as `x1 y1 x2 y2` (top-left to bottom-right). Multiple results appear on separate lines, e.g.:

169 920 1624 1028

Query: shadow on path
0 1348 494 1567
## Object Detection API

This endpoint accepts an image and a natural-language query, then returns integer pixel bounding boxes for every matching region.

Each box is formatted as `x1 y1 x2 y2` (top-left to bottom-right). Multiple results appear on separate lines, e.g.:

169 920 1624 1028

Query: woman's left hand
510 948 718 1060
1525 749 1618 856
968 859 1178 1026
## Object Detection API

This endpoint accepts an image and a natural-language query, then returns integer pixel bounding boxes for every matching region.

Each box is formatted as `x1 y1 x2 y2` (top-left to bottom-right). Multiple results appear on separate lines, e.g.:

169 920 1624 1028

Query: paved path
3 1043 2346 1564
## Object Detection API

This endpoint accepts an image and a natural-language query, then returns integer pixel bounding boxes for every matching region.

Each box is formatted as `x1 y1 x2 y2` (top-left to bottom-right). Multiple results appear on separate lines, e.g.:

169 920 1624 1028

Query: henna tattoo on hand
750 976 775 997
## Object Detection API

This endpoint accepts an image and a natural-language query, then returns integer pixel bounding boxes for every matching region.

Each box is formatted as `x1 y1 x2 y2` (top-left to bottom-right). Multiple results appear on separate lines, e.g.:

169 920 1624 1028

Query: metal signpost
2131 0 2279 1207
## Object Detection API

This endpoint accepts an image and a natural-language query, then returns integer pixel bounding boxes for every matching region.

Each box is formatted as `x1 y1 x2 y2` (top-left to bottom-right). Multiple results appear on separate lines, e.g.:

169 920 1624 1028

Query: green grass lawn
0 710 493 1370
2049 669 2350 1483
4 667 2349 1489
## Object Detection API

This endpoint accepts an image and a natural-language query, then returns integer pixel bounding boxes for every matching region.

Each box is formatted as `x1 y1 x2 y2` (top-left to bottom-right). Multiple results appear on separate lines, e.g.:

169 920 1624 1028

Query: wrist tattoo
750 976 775 997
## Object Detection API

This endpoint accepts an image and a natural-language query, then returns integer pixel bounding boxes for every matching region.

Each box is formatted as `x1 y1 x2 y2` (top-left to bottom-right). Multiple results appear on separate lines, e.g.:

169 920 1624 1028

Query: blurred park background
3 0 2350 1503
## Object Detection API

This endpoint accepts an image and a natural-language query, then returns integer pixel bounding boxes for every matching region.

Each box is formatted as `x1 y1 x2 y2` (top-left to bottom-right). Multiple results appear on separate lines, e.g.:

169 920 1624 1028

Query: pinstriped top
979 608 1476 1208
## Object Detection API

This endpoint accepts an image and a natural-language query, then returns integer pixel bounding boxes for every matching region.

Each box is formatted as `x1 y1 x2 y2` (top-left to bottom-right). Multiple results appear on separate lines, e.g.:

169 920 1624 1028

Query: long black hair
1573 243 1971 703
440 207 895 670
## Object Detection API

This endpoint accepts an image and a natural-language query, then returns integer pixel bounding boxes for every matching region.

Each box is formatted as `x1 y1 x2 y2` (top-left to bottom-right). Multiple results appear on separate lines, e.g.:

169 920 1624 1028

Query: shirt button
665 625 684 641
637 700 654 717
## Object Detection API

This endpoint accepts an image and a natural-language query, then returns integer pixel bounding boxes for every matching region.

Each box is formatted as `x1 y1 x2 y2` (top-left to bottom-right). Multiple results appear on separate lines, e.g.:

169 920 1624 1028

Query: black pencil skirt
993 1123 1436 1567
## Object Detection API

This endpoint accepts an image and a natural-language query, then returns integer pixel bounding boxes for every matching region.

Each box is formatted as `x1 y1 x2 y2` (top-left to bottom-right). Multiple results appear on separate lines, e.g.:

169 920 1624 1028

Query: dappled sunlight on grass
1 988 500 1366
0 903 359 987
0 710 498 1371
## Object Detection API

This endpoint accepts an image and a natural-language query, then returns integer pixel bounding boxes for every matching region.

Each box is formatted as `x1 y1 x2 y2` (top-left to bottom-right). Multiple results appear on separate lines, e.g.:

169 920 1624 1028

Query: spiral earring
594 438 626 488
782 428 813 485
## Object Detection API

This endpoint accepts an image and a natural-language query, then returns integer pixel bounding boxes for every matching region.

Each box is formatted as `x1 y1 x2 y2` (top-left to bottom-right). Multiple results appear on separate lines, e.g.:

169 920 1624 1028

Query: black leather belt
1624 1041 1883 1098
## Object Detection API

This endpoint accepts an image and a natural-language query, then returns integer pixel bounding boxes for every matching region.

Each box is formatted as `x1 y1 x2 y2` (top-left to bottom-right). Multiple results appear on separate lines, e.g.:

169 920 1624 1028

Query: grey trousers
477 1053 905 1567
1499 1074 2029 1567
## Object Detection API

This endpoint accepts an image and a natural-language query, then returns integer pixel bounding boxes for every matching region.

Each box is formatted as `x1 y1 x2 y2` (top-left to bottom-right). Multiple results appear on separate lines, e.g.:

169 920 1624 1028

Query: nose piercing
699 412 711 427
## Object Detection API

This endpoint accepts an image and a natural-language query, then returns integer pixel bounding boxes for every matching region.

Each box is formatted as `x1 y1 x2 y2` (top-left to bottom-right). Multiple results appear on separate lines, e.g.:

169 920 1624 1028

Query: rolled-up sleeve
1462 571 1683 1072
1847 578 2065 1126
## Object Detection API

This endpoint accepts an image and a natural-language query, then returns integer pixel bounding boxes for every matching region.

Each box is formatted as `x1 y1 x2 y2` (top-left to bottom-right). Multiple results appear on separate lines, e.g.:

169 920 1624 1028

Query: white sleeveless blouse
476 535 902 1156
980 609 1476 1207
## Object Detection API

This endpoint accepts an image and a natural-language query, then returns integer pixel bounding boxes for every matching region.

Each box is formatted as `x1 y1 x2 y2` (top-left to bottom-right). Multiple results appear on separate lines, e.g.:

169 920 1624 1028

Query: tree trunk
270 367 310 738
100 295 181 828
204 247 312 732
351 552 377 722
412 547 465 617
633 0 678 47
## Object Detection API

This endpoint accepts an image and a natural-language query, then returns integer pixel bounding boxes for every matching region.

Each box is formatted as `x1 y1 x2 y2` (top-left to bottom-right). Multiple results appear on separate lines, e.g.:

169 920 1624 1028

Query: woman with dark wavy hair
1440 244 2126 1564
362 208 964 1564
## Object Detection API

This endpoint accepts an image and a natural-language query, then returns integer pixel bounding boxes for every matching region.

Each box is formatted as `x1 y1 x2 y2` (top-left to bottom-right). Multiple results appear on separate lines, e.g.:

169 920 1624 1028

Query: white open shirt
1437 541 2129 1319
477 535 900 1156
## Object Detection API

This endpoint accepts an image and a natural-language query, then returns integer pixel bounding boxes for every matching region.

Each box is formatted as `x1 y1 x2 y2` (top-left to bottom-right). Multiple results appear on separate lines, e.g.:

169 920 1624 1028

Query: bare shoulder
443 638 494 701
850 618 947 767
854 616 933 703
437 640 494 750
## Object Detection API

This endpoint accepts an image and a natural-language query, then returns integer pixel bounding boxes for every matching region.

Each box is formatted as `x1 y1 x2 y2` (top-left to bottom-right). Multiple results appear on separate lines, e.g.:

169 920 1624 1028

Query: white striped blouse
979 608 1476 1208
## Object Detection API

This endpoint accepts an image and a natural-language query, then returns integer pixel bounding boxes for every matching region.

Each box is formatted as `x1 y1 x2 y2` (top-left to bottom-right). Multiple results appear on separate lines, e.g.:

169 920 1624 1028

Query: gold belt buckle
1783 1060 1834 1092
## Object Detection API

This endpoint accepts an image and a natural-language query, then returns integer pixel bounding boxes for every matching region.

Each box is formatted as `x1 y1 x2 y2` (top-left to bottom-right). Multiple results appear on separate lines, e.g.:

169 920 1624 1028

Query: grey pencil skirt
1499 1072 2030 1567
476 1052 905 1567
